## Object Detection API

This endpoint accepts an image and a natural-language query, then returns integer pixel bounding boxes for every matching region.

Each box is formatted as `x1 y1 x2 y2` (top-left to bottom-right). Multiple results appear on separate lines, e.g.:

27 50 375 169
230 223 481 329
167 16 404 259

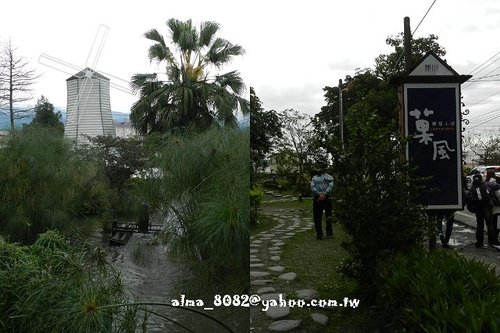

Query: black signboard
404 83 462 209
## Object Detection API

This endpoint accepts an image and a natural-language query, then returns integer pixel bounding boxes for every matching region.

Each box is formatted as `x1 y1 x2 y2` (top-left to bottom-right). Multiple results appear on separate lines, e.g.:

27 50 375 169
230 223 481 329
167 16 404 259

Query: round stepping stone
252 240 263 244
250 255 257 259
269 251 282 256
251 279 273 286
250 258 261 263
250 271 270 278
279 272 297 281
311 313 328 326
268 265 286 273
285 233 295 236
268 319 301 332
295 289 319 300
250 249 259 254
273 242 285 246
256 286 276 295
266 306 290 319
260 293 286 301
270 256 281 262
268 247 281 251
250 263 265 268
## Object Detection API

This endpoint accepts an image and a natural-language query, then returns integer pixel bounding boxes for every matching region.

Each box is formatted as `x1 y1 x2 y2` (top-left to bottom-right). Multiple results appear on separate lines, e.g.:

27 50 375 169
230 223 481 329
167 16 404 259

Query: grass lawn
257 198 380 332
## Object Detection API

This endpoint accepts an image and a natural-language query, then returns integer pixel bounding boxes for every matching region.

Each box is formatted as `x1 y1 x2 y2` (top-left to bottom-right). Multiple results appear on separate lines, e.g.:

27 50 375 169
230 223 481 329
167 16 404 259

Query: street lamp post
338 79 349 147
338 79 344 146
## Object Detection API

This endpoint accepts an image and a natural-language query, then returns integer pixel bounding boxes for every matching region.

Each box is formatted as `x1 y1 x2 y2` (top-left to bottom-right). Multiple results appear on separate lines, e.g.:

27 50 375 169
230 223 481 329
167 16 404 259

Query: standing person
310 162 334 240
467 174 499 248
485 170 500 249
435 211 454 248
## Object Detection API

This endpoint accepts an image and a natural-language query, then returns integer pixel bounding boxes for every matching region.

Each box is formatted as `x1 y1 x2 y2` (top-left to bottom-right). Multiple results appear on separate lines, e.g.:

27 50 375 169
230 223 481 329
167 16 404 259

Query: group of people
310 164 500 250
468 170 500 250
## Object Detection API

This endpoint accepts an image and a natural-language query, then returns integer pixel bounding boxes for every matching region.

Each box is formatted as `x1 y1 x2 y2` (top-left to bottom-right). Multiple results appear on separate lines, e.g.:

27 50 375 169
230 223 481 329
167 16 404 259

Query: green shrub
33 229 70 252
331 100 427 288
375 248 500 332
144 126 249 291
250 184 264 207
0 128 112 242
0 231 135 332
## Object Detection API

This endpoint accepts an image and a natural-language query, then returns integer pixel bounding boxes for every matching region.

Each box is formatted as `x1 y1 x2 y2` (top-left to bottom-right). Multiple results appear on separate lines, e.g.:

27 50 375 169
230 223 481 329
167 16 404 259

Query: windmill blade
99 70 134 95
76 71 97 126
40 53 134 95
86 24 110 69
66 70 97 144
39 53 81 76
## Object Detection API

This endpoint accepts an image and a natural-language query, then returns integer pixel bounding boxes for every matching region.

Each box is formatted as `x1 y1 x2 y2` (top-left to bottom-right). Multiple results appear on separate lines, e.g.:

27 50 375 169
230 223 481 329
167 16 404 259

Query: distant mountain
0 107 131 130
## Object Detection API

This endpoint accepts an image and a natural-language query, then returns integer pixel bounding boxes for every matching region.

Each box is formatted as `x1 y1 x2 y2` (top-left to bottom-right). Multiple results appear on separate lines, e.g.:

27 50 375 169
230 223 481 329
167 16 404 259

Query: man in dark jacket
310 162 333 240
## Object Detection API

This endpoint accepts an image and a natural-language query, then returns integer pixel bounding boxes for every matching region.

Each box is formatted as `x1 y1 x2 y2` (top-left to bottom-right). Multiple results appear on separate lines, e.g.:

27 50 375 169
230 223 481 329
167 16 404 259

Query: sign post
392 51 471 210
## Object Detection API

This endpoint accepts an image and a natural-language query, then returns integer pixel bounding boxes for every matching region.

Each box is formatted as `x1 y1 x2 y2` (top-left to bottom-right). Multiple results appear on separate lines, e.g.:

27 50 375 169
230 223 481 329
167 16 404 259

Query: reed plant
0 232 137 332
0 127 111 243
143 126 249 292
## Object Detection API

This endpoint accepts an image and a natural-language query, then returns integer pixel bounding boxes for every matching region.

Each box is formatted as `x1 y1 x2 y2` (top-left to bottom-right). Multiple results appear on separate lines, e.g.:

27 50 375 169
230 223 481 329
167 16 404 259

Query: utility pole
338 79 344 146
404 16 412 70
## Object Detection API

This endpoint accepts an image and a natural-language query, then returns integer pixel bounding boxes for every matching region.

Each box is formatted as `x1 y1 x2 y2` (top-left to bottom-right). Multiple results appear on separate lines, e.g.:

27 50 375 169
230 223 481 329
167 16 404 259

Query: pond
66 216 248 332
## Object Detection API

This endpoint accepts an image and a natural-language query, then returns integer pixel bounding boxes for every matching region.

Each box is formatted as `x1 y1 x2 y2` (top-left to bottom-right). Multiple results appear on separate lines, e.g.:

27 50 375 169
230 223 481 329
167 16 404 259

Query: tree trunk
9 55 14 130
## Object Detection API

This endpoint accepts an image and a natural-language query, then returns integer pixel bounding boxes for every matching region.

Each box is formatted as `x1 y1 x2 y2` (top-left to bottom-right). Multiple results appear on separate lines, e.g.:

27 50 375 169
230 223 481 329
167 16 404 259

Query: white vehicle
466 165 500 188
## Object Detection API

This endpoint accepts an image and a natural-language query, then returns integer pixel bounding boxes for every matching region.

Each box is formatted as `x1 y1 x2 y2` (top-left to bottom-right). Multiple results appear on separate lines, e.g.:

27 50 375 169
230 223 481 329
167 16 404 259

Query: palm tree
131 19 249 134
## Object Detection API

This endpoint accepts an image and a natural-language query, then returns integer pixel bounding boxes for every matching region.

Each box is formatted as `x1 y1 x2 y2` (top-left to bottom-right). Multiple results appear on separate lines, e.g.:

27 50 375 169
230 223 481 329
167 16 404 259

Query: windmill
39 25 133 145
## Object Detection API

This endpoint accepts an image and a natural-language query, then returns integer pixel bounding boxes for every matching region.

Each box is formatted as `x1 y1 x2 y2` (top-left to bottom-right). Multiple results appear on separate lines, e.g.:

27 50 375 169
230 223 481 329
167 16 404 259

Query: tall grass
143 126 250 292
0 231 136 332
0 127 111 243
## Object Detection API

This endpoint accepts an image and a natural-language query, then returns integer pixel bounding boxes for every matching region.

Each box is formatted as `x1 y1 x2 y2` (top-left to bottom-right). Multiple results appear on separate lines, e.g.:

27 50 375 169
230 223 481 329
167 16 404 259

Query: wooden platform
107 222 163 246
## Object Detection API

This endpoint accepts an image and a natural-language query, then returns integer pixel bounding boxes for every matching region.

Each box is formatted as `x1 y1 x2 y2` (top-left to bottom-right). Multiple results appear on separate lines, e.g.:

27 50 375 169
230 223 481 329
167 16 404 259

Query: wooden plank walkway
107 222 163 246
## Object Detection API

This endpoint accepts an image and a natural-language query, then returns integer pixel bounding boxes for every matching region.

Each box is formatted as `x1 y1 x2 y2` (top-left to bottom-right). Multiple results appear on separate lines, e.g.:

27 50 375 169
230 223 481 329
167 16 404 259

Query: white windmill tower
39 25 132 145
64 68 115 142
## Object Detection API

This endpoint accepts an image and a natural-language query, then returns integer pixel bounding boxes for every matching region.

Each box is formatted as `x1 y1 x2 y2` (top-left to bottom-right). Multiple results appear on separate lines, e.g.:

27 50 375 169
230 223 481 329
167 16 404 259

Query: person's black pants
475 206 497 246
313 196 333 237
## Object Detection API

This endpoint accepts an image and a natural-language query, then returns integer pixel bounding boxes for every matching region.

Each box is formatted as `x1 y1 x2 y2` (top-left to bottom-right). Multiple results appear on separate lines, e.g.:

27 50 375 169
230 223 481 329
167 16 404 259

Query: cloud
252 83 325 116
327 58 361 73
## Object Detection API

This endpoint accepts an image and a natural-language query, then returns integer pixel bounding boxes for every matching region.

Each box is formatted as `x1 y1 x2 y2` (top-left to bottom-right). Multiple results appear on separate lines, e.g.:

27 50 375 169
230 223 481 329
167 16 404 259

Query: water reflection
66 217 248 332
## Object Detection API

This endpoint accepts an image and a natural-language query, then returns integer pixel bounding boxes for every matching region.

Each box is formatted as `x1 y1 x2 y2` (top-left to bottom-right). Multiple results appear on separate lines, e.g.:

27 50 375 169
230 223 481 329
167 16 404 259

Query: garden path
249 207 330 332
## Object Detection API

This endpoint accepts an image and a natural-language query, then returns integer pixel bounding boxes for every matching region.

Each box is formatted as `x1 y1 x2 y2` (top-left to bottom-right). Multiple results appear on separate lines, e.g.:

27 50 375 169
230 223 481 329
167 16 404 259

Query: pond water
66 217 248 332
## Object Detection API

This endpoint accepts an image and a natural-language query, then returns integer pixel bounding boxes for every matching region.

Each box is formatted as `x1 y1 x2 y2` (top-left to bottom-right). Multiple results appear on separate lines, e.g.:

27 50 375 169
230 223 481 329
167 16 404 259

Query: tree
85 135 146 189
250 87 282 174
463 131 500 165
29 95 64 133
0 40 38 130
275 109 314 199
312 69 396 158
374 33 446 80
313 34 448 291
130 19 249 135
313 33 447 156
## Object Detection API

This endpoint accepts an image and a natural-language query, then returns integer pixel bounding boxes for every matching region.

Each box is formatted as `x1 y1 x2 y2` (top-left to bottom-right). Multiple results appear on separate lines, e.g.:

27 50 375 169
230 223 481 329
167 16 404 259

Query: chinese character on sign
433 140 455 160
409 108 434 145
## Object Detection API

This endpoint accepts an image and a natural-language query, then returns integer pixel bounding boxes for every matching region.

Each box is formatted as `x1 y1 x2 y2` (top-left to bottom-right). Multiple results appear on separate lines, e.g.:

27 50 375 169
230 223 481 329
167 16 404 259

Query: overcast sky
1 0 499 133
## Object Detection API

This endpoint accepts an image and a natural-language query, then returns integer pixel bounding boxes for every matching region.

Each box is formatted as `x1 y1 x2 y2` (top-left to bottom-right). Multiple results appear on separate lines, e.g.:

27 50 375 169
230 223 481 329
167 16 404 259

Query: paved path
453 210 500 274
250 210 329 332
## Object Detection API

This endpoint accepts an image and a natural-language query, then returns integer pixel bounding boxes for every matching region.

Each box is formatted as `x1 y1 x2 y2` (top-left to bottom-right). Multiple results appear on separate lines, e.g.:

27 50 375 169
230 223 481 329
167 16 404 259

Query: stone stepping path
268 319 301 331
250 209 328 331
266 306 290 319
278 272 297 281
